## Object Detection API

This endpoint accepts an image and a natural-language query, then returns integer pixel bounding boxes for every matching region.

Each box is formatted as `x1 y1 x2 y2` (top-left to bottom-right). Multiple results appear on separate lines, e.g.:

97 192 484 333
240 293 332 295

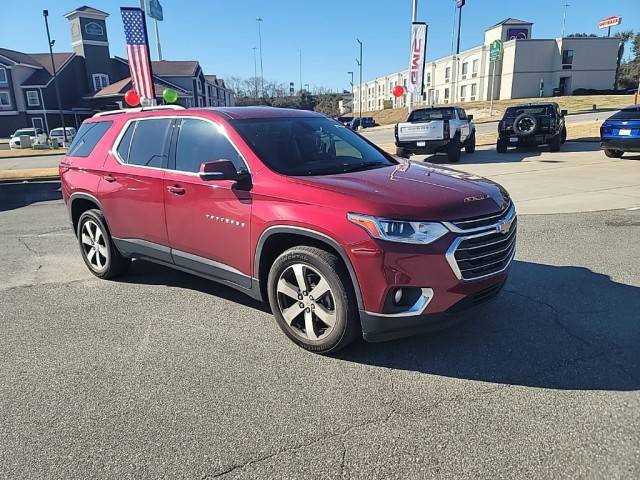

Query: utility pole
252 47 258 97
356 39 363 124
299 49 302 93
43 10 67 143
256 17 264 96
561 2 569 38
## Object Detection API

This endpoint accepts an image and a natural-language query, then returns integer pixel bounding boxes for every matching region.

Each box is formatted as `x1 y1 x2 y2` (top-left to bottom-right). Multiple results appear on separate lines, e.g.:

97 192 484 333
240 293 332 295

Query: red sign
408 22 427 96
598 16 622 29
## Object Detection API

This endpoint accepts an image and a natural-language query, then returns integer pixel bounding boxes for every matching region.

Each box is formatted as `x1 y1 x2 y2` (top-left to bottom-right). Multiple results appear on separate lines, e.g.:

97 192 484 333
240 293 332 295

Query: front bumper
351 205 517 342
601 137 640 152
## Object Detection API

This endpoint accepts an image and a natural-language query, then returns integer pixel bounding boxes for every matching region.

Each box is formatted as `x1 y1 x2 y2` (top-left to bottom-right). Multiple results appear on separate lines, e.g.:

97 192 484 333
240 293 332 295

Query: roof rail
92 105 185 118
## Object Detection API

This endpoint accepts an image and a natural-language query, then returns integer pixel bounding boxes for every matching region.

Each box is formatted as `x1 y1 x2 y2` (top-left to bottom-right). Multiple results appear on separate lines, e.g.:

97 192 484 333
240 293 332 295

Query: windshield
505 106 551 117
14 129 36 136
51 129 65 135
408 108 454 122
233 116 395 176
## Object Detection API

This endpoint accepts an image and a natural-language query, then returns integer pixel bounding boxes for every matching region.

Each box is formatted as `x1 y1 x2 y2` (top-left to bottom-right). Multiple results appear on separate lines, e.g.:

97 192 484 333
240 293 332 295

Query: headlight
347 213 449 245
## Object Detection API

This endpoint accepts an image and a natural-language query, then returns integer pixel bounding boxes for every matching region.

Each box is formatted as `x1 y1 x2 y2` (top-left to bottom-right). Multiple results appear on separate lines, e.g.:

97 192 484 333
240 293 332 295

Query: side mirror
467 114 474 121
560 109 568 117
199 159 240 181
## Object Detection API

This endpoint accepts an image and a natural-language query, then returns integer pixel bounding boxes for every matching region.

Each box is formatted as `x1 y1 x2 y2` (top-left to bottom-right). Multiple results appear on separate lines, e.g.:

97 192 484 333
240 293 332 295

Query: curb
0 150 66 160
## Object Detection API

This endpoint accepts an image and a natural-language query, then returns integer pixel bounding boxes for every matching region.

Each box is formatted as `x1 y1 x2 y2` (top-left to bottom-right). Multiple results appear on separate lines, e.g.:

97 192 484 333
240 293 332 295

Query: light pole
256 17 264 96
348 71 354 94
299 49 302 94
252 47 258 97
43 10 67 143
561 2 570 38
356 39 363 123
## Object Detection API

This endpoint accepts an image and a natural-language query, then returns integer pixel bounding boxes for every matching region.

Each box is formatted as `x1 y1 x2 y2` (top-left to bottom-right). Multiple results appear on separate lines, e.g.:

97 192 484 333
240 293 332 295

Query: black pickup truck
497 102 567 153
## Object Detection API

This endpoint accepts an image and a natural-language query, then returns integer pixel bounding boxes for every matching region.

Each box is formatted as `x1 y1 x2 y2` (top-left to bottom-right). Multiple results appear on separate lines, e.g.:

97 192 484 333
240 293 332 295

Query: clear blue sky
1 0 638 91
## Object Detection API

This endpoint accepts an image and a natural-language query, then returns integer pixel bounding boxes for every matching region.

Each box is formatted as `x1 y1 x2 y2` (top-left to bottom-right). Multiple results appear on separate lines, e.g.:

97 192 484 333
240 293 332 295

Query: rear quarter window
67 121 113 157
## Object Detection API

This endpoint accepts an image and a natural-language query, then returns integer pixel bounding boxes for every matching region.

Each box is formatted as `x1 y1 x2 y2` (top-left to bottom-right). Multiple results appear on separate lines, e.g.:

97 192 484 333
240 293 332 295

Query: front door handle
168 185 186 195
103 174 116 183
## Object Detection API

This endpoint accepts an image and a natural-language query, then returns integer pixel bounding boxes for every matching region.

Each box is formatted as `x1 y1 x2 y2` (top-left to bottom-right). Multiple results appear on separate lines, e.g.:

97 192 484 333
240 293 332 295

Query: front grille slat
452 223 517 280
452 200 513 230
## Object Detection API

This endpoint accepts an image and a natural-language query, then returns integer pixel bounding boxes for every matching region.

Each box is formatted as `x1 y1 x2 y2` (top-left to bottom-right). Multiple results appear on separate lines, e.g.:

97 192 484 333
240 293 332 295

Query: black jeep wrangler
497 102 567 153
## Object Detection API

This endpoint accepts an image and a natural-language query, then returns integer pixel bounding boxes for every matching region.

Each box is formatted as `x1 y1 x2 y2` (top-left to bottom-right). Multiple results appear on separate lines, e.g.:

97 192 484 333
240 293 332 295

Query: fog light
394 288 403 304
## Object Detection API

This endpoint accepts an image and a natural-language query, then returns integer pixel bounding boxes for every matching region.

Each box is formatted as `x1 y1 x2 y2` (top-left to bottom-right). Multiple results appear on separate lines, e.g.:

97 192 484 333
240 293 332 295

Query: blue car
600 105 640 158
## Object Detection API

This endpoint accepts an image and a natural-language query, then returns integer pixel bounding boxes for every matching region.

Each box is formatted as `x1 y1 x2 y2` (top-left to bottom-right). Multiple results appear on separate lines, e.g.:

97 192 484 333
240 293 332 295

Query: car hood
287 161 510 221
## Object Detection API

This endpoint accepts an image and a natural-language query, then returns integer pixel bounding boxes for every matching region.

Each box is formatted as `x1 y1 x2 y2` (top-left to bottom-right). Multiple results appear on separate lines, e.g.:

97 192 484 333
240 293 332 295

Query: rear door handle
168 185 186 195
103 174 116 183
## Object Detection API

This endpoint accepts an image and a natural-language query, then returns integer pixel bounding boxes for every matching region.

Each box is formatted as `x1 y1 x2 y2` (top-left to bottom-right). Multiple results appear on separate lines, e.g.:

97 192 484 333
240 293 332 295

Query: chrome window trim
109 114 251 175
443 202 516 234
445 225 517 281
364 288 434 318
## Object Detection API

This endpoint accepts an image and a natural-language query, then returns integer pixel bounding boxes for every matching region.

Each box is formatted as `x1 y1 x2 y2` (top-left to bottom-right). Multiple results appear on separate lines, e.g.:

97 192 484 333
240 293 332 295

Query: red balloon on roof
124 89 140 107
392 85 405 97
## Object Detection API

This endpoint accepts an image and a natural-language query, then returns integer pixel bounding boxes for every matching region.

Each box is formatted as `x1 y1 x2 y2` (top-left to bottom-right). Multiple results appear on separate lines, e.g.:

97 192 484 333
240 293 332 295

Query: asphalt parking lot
1 181 639 478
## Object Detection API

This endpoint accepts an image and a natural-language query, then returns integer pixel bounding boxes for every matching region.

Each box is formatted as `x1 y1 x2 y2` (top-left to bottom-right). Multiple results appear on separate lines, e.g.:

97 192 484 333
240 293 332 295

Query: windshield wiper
340 161 385 173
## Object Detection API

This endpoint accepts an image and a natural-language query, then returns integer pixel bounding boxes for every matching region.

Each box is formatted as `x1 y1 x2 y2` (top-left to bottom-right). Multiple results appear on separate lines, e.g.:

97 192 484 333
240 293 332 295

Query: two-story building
353 18 621 113
0 5 235 137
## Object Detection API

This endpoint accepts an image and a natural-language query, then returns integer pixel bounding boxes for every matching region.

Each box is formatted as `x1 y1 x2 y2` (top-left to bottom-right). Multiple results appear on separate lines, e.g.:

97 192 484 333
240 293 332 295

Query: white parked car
9 128 48 149
49 127 77 144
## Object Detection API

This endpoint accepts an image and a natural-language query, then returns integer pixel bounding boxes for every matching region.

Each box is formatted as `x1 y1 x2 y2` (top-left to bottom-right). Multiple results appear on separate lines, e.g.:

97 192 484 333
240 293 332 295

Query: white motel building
353 18 621 112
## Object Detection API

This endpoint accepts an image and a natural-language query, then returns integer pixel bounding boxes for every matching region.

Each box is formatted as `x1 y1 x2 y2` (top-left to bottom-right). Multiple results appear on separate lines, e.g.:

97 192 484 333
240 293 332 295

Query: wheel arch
254 226 364 310
69 192 109 236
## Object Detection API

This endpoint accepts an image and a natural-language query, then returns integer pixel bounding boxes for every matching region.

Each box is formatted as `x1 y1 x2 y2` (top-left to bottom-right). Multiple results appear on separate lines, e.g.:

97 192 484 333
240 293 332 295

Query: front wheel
267 246 360 354
77 209 130 279
465 132 476 154
496 139 508 153
604 149 624 158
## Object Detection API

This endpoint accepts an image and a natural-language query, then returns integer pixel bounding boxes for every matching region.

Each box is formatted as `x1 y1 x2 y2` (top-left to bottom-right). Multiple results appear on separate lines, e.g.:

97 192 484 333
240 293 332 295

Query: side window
127 118 173 168
457 108 467 120
67 121 113 157
175 118 244 173
116 122 135 163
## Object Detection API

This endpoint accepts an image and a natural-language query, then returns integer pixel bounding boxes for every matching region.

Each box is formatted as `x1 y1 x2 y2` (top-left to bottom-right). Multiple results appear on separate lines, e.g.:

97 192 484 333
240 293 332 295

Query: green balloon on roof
163 88 178 104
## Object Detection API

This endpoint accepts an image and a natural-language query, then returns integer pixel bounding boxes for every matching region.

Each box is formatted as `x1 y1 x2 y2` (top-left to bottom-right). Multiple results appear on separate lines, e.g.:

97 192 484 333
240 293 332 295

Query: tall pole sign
488 39 502 116
141 0 163 60
598 16 622 37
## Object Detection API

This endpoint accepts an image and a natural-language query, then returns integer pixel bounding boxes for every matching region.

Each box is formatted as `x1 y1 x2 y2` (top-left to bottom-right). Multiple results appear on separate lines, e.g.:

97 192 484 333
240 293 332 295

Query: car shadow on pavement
421 141 602 165
120 259 270 312
0 181 62 212
338 260 640 391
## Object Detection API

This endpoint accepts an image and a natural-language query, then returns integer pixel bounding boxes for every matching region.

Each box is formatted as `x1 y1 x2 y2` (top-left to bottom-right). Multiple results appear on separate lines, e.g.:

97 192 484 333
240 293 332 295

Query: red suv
60 106 516 353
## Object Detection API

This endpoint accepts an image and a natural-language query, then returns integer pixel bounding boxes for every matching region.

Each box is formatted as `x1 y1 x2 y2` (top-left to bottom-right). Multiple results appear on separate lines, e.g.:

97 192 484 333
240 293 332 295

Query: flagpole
154 18 162 61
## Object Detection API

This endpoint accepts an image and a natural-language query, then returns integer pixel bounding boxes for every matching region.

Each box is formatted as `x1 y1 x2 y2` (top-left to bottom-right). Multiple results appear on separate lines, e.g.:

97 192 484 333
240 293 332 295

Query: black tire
496 139 508 153
604 149 624 158
77 209 130 279
267 246 360 354
396 146 411 159
549 134 561 152
560 127 567 144
464 131 476 154
447 138 461 162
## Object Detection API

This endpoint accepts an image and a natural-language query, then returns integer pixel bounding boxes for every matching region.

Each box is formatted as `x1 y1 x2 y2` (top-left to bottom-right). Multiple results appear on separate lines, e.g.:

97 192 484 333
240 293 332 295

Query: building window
196 79 203 94
471 83 477 100
0 91 11 108
461 62 468 78
472 59 479 77
444 87 450 100
425 72 431 86
562 50 574 70
26 90 40 107
460 85 467 101
445 66 451 81
92 73 109 91
0 67 7 84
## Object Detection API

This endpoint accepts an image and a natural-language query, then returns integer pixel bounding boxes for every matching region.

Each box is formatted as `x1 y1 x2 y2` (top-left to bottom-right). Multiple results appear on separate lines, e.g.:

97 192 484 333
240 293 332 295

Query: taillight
443 120 450 139
394 123 398 140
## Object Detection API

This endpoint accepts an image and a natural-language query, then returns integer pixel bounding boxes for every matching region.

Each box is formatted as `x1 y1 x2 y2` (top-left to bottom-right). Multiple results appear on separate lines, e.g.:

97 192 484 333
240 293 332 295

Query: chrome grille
450 200 513 231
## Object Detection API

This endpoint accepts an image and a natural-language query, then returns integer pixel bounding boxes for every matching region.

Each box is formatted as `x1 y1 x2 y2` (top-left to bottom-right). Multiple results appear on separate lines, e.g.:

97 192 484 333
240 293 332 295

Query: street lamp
356 39 363 123
43 10 67 143
252 47 258 97
256 17 264 96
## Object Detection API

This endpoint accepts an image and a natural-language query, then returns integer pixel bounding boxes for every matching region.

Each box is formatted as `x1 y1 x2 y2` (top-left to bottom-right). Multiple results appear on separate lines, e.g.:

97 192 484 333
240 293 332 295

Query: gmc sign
408 22 427 96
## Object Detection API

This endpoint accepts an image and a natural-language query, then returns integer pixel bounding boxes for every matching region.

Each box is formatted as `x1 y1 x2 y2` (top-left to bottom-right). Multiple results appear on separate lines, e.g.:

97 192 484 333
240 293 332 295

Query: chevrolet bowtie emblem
496 218 513 235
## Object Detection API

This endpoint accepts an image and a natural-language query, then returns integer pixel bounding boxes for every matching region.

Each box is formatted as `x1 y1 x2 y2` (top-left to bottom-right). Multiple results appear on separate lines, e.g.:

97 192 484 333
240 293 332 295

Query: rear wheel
496 139 508 153
560 127 567 144
464 132 476 154
396 147 411 159
267 246 360 354
604 149 624 158
549 134 561 152
447 138 461 162
77 209 130 279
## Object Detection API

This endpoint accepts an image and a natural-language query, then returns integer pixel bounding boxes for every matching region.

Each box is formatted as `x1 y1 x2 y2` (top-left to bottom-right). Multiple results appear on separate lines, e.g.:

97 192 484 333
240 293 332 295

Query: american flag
121 8 154 101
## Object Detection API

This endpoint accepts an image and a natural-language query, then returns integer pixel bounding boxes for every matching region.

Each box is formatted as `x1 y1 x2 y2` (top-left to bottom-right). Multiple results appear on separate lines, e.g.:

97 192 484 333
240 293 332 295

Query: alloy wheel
81 220 109 271
276 263 337 341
